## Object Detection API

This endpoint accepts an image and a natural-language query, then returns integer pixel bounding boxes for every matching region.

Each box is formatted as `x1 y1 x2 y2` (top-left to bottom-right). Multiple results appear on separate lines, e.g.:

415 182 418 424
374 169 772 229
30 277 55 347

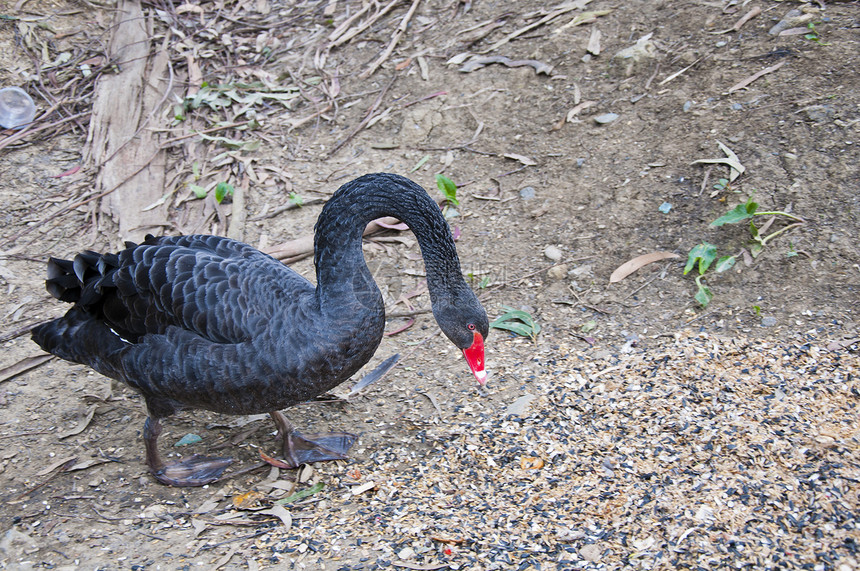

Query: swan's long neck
313 173 462 313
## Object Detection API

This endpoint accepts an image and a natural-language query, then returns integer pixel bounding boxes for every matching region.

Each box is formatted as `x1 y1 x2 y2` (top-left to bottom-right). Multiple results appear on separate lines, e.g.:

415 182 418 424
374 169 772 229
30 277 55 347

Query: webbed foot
269 411 356 467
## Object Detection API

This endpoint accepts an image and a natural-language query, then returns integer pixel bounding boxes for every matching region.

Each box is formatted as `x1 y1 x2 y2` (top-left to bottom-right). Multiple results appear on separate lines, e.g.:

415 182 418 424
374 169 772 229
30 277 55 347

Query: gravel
225 331 859 570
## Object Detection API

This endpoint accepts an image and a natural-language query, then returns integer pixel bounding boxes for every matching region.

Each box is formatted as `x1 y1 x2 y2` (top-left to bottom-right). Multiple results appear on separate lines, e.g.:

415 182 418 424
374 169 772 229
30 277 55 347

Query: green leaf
411 155 430 172
711 204 752 227
749 219 763 244
275 482 324 505
214 182 234 203
288 192 303 206
490 305 540 340
694 283 713 307
714 255 736 273
435 174 459 206
684 243 717 275
745 199 759 215
190 184 208 199
750 242 762 258
694 276 713 307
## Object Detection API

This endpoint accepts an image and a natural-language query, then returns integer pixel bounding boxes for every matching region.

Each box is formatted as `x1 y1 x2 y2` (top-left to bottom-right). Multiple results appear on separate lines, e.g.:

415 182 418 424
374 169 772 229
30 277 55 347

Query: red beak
462 332 487 386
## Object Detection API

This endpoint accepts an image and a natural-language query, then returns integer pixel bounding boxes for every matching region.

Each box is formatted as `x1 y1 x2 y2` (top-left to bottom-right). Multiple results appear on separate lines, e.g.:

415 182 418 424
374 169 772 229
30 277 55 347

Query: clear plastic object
0 87 37 129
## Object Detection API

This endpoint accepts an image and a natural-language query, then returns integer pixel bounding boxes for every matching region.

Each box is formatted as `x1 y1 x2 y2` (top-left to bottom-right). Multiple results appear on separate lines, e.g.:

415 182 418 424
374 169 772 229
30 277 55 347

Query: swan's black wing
31 235 335 416
43 235 310 343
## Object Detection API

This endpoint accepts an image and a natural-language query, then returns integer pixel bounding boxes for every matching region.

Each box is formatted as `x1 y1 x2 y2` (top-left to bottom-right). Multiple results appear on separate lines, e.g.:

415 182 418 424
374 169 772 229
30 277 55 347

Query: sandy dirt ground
0 0 858 569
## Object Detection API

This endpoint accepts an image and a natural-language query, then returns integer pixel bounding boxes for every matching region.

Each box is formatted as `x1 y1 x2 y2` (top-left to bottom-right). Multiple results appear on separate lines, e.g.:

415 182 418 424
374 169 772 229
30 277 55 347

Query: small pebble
732 103 743 110
580 544 601 562
575 157 586 168
761 316 777 327
397 547 415 560
519 186 536 200
594 112 619 124
658 202 672 213
803 105 835 123
544 245 563 261
547 264 568 281
683 101 693 112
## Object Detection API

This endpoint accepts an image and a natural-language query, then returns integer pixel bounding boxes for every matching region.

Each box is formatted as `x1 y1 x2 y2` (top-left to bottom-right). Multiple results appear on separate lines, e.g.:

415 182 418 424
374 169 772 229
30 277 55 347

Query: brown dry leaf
726 61 786 94
0 354 52 384
57 404 97 439
609 252 680 283
587 28 602 55
503 153 537 166
259 449 293 469
232 490 265 509
566 100 596 122
36 455 77 477
259 504 293 529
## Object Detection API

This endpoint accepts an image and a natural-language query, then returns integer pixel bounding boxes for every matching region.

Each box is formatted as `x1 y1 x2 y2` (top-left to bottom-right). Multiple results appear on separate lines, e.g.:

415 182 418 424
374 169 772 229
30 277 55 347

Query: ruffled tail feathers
45 250 122 306
31 307 126 372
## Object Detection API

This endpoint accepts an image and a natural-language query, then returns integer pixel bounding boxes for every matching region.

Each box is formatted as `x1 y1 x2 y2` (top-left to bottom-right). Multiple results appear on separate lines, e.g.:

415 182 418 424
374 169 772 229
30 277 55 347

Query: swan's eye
467 323 476 331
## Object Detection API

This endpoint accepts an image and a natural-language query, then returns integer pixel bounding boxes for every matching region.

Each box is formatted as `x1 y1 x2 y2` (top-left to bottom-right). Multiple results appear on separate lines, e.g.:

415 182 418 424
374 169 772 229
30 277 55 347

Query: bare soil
0 1 858 570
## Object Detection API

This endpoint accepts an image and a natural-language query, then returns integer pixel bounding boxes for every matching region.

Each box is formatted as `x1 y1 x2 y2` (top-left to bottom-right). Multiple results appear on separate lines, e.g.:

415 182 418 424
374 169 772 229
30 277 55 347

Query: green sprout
685 196 804 307
435 174 459 207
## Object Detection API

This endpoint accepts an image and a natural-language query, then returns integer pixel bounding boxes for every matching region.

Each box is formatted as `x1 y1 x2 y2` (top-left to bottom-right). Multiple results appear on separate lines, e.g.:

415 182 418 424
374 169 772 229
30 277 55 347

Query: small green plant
712 177 730 192
685 196 804 307
710 196 804 258
804 22 829 45
490 306 540 342
435 174 459 207
288 192 303 207
214 181 234 203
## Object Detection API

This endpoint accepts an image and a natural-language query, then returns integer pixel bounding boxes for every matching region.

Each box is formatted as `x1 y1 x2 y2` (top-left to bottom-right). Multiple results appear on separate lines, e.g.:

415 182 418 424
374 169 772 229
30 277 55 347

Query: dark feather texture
32 173 489 424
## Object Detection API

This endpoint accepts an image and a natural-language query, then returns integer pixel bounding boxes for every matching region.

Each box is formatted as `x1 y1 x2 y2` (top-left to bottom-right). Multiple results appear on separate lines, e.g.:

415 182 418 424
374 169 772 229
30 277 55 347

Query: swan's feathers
46 234 313 346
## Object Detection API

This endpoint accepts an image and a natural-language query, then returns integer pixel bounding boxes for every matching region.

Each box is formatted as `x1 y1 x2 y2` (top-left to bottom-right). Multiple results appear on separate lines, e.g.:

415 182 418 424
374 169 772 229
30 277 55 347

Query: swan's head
432 287 489 386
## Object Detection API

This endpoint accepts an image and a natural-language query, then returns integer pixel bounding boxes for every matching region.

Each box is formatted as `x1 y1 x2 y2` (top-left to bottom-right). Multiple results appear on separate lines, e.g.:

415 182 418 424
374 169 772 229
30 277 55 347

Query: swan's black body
32 173 488 485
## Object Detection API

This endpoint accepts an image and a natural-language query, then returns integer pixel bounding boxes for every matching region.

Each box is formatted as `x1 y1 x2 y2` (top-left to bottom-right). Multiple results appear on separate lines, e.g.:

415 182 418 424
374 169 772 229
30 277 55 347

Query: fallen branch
264 217 404 262
482 0 591 53
327 74 397 157
360 0 422 79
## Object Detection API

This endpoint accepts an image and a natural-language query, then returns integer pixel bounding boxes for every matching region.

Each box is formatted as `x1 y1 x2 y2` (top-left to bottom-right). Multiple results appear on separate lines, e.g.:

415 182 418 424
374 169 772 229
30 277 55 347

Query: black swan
31 173 488 486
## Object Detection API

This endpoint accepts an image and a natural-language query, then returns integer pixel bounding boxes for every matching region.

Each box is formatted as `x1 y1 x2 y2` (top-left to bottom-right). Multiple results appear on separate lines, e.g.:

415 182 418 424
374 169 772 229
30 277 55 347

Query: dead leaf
232 490 265 509
587 28 602 55
0 354 53 384
191 518 208 538
459 56 553 75
566 100 597 122
260 450 293 469
213 545 238 570
503 153 537 166
609 252 680 283
726 61 786 94
259 504 292 529
692 140 746 182
36 455 77 477
520 456 545 470
57 404 97 439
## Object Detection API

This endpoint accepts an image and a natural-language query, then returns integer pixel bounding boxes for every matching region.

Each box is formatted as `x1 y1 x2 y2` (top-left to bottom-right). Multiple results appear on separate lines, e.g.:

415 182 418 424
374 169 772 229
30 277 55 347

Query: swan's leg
269 411 356 467
143 417 232 487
